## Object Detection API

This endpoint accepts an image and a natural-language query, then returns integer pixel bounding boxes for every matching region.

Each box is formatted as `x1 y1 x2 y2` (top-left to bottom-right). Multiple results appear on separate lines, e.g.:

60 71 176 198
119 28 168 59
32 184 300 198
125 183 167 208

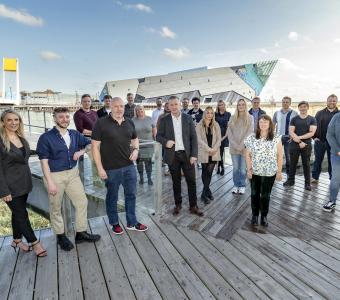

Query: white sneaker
232 187 239 194
238 187 246 194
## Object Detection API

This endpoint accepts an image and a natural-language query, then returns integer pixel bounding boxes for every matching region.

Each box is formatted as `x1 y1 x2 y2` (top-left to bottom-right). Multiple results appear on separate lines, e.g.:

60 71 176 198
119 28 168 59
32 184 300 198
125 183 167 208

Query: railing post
43 111 47 132
153 142 163 215
27 109 31 134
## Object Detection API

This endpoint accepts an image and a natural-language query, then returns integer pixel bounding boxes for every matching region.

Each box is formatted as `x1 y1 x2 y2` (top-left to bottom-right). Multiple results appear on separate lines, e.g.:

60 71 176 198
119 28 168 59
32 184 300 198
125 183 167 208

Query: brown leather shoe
173 205 182 215
189 206 204 216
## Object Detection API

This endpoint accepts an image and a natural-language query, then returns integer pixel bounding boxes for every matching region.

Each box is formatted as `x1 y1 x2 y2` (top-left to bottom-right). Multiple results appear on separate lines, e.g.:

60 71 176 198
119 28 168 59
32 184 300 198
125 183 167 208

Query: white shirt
105 107 111 114
171 113 185 151
61 130 71 149
152 108 163 126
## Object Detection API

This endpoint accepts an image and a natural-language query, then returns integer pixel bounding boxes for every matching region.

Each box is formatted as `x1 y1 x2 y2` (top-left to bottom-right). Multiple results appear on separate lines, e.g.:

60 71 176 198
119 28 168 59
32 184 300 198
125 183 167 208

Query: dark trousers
282 139 290 174
312 140 332 180
169 151 197 207
288 143 312 185
201 162 216 196
218 146 225 170
6 194 37 243
251 175 276 217
136 158 152 179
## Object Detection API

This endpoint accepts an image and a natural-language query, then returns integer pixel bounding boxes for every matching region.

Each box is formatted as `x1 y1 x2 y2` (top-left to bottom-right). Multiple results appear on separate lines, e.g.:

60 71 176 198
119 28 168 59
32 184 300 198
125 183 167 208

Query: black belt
175 150 185 153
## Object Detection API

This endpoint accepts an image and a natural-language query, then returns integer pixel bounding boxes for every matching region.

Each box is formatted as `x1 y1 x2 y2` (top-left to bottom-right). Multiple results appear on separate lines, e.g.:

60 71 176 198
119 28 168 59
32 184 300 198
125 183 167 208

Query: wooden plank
139 215 215 300
177 226 272 299
307 240 340 261
103 217 162 300
88 217 136 300
34 229 58 300
0 236 19 299
204 233 297 300
58 233 84 300
119 215 188 300
152 217 242 299
77 222 110 300
8 231 40 300
230 233 326 299
237 230 340 299
0 237 4 249
256 228 340 287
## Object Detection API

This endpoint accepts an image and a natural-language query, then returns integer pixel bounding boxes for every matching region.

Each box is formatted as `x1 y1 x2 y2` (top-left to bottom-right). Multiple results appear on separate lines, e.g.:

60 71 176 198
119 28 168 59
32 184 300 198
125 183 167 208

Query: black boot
201 189 210 204
217 164 220 175
147 173 153 185
260 216 268 227
139 172 144 184
75 231 101 244
206 189 214 201
220 164 225 176
57 234 74 251
251 215 258 226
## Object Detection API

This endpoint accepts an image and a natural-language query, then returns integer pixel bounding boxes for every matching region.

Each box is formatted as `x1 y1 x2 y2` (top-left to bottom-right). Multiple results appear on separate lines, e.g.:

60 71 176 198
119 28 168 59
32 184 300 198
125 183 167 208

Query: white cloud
274 42 280 48
334 38 340 44
40 51 62 61
288 31 299 41
0 4 43 27
163 47 190 59
260 48 268 54
160 26 176 39
279 58 303 71
125 3 153 13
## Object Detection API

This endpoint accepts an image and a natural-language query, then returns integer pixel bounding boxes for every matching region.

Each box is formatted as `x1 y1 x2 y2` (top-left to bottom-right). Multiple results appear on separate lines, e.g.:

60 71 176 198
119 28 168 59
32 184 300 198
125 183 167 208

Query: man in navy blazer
157 96 203 216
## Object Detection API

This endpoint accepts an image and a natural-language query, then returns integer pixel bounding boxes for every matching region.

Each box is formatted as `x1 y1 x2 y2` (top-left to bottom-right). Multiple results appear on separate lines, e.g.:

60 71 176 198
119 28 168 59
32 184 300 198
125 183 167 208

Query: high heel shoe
31 241 47 257
11 239 31 252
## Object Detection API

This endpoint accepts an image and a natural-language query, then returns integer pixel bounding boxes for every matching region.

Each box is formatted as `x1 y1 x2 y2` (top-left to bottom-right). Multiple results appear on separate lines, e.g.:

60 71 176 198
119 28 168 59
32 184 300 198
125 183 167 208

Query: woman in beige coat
196 106 221 204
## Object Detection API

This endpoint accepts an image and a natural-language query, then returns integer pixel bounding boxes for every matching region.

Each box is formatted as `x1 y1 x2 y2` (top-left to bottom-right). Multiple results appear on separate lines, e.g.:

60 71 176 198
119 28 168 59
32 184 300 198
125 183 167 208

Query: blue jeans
231 154 246 187
312 140 332 180
105 164 137 226
330 154 340 203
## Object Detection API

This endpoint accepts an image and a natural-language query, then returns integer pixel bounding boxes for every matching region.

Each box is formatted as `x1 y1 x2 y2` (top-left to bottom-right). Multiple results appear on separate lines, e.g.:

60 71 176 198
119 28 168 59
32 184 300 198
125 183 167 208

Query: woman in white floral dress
244 115 283 227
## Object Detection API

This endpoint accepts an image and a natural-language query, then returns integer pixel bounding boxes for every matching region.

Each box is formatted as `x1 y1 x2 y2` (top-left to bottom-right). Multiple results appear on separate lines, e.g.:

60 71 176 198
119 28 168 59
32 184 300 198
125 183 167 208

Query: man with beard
312 94 339 183
74 94 98 137
97 95 112 118
37 107 101 251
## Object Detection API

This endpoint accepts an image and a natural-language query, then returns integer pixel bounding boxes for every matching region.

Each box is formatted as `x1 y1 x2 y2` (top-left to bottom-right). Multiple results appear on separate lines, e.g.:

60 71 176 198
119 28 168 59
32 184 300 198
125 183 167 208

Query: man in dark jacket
157 96 203 216
312 94 338 182
97 95 112 118
188 97 203 125
248 97 266 132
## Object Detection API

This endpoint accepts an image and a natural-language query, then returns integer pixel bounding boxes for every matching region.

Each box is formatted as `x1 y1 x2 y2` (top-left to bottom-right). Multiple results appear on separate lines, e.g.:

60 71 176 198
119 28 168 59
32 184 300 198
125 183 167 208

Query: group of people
1 91 339 257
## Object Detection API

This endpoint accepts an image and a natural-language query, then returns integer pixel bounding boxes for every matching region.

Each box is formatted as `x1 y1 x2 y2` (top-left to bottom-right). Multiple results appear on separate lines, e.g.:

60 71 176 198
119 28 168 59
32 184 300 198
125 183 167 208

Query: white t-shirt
62 131 71 149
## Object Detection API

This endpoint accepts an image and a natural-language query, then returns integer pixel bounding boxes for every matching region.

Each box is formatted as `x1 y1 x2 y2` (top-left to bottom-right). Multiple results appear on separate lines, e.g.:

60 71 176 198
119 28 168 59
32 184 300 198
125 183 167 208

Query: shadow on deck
1 166 340 299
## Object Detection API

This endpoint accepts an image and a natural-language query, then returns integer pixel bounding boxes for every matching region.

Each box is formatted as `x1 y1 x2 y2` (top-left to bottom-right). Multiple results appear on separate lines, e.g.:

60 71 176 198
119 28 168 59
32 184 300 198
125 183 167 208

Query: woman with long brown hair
244 115 283 227
196 106 221 204
0 109 47 256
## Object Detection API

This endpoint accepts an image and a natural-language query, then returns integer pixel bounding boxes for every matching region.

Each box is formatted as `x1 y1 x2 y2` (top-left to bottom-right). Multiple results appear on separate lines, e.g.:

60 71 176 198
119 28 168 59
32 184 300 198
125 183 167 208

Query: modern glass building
100 60 277 104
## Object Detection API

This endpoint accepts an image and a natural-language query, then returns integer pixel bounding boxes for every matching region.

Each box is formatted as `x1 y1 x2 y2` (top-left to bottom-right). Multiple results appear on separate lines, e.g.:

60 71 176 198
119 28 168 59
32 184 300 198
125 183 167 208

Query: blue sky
1 0 340 101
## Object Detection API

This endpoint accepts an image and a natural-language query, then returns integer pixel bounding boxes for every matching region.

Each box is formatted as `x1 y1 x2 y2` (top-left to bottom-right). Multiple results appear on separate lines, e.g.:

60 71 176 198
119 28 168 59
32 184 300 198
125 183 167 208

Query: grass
0 201 50 236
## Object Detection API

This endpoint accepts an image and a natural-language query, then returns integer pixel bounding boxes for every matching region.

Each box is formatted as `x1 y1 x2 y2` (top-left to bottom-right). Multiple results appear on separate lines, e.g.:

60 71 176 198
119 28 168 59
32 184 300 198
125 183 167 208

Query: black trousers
218 146 225 170
288 143 312 185
251 175 276 217
136 158 152 179
5 194 37 243
169 151 197 207
201 162 216 196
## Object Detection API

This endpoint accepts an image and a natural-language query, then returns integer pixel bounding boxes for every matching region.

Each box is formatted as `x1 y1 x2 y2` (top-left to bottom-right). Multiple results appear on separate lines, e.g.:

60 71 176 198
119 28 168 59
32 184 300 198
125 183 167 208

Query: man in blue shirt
249 97 266 132
37 107 100 251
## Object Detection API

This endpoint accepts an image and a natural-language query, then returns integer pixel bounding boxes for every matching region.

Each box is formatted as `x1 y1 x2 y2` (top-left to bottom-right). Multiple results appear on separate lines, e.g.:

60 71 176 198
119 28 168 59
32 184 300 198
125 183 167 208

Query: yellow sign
3 58 17 72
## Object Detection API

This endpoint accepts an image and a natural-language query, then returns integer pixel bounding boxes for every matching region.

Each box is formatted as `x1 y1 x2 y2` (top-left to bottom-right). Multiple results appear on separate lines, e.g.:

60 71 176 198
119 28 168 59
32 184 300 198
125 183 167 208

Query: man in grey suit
157 96 203 216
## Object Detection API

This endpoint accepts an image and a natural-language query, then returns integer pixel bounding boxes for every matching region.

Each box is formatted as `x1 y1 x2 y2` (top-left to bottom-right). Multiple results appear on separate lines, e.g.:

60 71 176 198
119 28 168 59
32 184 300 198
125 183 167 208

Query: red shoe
126 223 148 232
112 224 124 235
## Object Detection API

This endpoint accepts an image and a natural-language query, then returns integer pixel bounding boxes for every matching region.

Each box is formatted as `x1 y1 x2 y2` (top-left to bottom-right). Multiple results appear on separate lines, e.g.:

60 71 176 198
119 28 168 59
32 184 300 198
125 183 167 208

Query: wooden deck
1 166 340 300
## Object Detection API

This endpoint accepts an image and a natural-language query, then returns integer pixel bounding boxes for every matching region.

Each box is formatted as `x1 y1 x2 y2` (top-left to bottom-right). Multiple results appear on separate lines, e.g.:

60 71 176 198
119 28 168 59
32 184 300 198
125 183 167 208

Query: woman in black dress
215 100 231 175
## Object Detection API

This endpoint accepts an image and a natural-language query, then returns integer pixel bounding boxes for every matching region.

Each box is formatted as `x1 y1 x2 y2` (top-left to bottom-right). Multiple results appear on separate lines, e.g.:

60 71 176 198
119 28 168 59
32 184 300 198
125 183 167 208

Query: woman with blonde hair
227 99 254 194
0 109 47 256
215 100 231 175
196 106 221 204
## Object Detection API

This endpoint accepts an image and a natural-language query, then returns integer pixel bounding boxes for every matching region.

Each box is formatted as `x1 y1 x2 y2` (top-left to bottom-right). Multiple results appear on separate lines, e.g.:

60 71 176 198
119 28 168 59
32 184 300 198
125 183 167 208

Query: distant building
100 60 277 104
21 89 77 105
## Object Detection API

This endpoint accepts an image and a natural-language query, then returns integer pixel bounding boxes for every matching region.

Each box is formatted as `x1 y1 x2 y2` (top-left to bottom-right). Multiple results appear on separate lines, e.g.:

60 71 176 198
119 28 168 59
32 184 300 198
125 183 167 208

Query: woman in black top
215 100 231 175
0 109 46 256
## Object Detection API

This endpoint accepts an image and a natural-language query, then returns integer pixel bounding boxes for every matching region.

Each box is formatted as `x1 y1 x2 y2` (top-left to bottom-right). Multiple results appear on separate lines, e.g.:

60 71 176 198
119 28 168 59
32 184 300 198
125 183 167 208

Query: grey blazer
156 113 198 166
0 138 33 198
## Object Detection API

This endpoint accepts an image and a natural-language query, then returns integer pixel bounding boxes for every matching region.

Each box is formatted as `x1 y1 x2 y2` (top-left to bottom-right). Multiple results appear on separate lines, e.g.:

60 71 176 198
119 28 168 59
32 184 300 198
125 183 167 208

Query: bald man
92 97 148 234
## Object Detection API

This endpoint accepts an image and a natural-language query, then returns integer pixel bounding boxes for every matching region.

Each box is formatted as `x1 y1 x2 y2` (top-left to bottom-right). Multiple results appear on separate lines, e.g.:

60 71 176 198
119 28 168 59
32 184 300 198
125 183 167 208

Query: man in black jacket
248 97 266 132
312 94 339 182
157 96 203 216
97 95 112 118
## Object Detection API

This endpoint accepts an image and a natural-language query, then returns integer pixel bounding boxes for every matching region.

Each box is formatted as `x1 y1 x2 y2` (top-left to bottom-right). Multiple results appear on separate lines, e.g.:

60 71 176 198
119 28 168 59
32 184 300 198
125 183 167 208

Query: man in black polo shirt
284 101 317 190
91 97 148 234
312 94 339 182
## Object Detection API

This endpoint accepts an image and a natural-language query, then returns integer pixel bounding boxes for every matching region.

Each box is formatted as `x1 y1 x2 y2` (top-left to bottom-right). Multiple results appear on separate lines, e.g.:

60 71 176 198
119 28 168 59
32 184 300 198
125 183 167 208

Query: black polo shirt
92 115 137 170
